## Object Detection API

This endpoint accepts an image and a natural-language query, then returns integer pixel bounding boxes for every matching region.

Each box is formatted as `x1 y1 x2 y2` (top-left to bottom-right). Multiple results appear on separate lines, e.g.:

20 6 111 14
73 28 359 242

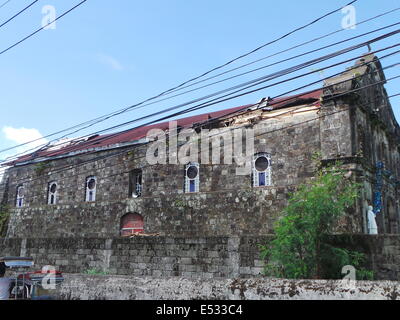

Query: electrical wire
0 0 87 56
0 1 380 157
5 86 399 197
3 28 399 162
0 0 11 10
0 0 40 30
163 7 400 96
158 0 359 96
44 22 400 146
1 59 398 187
1 48 398 175
8 37 397 163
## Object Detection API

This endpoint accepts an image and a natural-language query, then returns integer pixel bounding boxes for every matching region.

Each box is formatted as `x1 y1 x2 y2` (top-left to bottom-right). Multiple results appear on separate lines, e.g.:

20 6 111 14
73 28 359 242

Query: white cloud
97 53 124 71
0 127 48 183
2 126 48 159
3 126 47 148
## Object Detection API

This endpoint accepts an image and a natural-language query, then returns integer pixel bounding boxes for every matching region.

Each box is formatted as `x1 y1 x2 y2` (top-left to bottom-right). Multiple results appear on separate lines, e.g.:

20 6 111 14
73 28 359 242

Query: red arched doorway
120 213 144 236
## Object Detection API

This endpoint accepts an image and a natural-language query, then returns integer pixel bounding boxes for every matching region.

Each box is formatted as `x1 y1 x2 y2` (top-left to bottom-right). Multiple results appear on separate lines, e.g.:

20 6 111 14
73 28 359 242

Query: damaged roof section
323 53 400 143
6 53 400 168
3 90 323 167
323 54 386 97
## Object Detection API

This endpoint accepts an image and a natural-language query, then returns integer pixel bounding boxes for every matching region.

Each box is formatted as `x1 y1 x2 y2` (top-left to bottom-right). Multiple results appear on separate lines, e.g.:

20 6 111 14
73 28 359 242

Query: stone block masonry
3 107 323 238
6 188 292 238
1 235 400 281
2 54 399 239
0 236 267 279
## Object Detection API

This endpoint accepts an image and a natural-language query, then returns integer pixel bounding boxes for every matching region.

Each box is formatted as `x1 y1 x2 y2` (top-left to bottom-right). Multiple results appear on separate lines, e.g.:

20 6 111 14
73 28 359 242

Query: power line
0 0 88 56
2 80 398 191
162 21 400 101
0 0 11 10
159 0 359 96
163 7 400 96
3 84 399 194
1 58 398 186
3 27 399 162
0 0 40 30
0 0 374 157
0 93 381 190
180 50 400 126
1 5 395 160
49 22 400 144
1 44 398 175
0 42 372 162
19 39 398 162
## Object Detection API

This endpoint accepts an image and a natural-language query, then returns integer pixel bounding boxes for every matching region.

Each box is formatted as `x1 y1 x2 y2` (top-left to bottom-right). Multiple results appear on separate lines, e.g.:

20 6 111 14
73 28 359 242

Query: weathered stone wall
326 55 400 235
1 235 400 281
2 55 399 239
4 109 322 238
0 237 267 279
352 101 400 235
6 188 291 237
329 234 400 281
54 275 400 300
0 238 23 256
0 177 6 205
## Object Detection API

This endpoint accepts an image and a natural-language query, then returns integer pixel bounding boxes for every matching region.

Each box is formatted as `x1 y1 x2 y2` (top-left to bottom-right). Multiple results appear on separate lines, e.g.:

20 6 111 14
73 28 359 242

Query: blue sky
0 0 399 161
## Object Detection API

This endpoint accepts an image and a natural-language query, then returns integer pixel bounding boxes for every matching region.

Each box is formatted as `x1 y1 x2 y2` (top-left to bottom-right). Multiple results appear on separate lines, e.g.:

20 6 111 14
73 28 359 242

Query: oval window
17 187 24 197
50 183 57 193
187 166 198 179
255 156 269 172
87 178 96 190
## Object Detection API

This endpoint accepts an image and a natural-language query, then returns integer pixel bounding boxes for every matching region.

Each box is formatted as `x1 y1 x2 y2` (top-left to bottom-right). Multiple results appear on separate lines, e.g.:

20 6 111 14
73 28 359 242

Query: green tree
260 161 372 280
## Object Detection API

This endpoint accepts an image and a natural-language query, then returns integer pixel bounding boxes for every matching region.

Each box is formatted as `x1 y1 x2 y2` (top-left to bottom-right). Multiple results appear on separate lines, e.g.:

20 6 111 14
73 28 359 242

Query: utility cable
1 58 397 184
2 29 399 162
0 0 87 56
0 1 373 156
0 0 40 30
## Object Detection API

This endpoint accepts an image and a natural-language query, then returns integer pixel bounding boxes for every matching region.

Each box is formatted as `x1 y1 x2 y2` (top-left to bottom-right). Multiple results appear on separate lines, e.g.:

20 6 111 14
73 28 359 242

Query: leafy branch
260 160 373 280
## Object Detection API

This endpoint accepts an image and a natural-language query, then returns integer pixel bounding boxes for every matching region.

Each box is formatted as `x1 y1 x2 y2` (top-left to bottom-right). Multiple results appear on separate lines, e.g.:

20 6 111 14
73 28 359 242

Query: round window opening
255 156 269 172
17 187 24 197
50 183 57 193
87 178 96 190
187 166 198 179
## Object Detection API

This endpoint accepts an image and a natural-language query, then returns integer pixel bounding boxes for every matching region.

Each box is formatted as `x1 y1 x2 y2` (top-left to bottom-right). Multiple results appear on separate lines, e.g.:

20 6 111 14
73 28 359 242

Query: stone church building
1 54 399 238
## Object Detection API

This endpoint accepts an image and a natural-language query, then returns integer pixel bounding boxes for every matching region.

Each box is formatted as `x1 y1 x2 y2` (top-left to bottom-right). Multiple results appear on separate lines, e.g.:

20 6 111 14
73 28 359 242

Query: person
0 261 11 300
367 205 378 235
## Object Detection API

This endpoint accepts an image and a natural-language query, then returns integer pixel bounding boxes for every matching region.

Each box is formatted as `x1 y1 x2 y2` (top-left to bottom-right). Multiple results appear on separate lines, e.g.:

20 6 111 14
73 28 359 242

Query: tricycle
0 256 64 300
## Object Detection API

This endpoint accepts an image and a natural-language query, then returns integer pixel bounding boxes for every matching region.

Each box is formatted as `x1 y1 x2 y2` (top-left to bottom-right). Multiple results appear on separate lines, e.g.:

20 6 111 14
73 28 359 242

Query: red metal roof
5 89 322 166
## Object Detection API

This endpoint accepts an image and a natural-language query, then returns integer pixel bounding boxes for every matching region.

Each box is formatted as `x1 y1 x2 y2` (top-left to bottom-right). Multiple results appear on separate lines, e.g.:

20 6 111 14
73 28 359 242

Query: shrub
83 268 109 276
260 161 373 280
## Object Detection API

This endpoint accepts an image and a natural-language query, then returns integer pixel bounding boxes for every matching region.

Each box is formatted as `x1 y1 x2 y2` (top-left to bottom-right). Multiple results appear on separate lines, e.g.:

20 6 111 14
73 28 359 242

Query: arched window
16 185 24 208
85 176 97 202
253 153 271 187
184 162 199 193
129 169 142 198
120 213 144 236
47 181 58 205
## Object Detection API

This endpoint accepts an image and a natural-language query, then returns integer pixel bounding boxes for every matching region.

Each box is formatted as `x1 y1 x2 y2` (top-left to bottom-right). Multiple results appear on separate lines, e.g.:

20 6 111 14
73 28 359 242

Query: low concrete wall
55 275 400 300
